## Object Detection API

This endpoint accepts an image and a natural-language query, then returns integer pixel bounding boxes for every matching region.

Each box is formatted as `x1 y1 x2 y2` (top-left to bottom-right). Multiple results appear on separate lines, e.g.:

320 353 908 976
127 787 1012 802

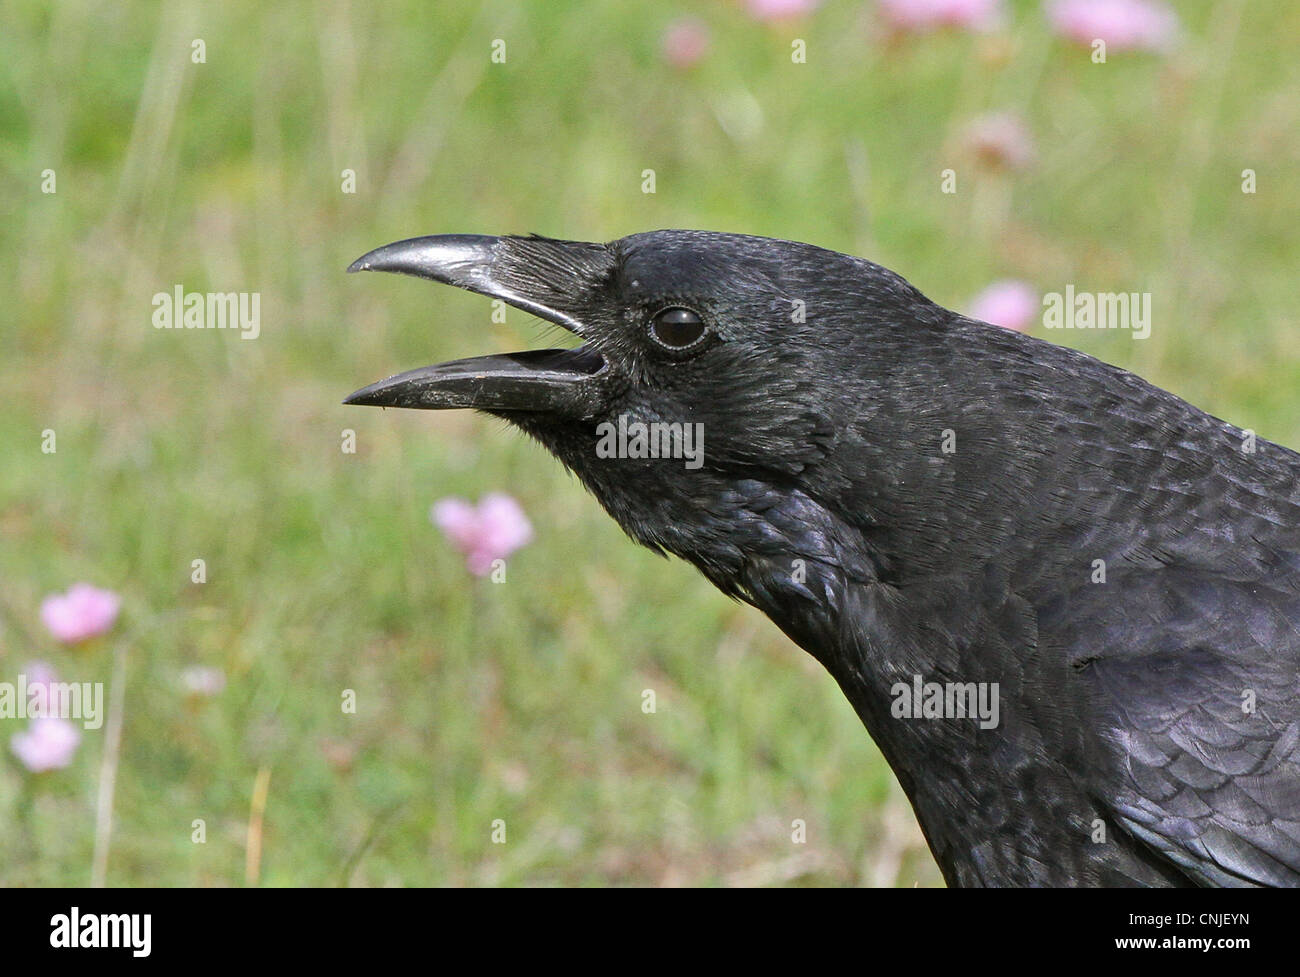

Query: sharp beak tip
342 385 382 407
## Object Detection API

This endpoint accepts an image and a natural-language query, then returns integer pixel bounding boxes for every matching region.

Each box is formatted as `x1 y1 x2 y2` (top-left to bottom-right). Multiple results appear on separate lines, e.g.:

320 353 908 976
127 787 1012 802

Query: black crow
345 231 1300 887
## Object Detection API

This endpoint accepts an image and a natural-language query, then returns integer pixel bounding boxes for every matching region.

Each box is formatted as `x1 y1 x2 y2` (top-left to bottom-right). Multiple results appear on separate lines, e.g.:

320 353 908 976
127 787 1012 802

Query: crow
345 230 1300 887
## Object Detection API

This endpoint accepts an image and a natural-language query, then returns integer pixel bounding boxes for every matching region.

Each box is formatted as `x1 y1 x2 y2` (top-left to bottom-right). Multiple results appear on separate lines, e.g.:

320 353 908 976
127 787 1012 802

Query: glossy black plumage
347 230 1300 887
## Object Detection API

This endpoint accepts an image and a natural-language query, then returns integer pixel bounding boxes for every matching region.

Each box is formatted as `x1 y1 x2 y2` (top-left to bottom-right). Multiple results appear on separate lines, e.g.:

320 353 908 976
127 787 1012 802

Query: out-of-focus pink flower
745 0 822 23
180 665 226 697
962 111 1036 170
969 280 1039 332
662 18 710 69
878 0 1004 33
432 492 534 576
11 717 80 772
1046 0 1178 53
40 583 120 644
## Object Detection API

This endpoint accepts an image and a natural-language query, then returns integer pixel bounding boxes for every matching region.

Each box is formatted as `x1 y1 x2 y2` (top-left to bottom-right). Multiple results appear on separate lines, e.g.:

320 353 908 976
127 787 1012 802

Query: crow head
345 231 1293 889
346 231 961 600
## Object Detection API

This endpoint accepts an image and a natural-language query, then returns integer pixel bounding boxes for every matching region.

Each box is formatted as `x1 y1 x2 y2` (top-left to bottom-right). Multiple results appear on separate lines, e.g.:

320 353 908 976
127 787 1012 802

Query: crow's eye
649 307 707 350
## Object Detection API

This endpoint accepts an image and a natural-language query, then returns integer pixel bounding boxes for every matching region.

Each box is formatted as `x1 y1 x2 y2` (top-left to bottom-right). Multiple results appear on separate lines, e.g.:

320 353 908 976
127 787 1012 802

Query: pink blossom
432 492 534 576
962 112 1036 170
40 583 120 644
878 0 1004 32
662 18 710 69
11 717 80 772
745 0 822 23
969 280 1039 332
1046 0 1178 53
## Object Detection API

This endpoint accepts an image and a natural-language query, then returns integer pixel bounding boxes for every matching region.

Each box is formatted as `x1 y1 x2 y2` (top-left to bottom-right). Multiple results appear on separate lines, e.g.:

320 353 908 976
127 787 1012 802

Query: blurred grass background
0 0 1297 886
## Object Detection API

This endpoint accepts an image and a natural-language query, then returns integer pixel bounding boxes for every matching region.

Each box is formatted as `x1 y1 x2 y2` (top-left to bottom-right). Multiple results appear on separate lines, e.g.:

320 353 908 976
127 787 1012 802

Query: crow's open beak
343 234 611 414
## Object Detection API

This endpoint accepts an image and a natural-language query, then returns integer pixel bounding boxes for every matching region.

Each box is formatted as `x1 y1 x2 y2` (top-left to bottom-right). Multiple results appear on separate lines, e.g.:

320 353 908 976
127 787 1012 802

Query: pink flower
40 583 121 644
962 111 1036 170
662 18 710 69
1046 0 1178 53
745 0 822 22
878 0 1004 33
432 492 534 576
11 717 80 772
969 280 1039 332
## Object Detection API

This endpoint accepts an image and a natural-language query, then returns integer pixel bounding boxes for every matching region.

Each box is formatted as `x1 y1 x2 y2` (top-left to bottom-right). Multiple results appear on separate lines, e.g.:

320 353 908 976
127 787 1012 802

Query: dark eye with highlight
650 307 707 350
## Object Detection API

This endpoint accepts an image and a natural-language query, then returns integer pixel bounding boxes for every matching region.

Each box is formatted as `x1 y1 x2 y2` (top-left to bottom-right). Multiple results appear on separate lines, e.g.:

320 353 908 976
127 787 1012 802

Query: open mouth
343 234 611 414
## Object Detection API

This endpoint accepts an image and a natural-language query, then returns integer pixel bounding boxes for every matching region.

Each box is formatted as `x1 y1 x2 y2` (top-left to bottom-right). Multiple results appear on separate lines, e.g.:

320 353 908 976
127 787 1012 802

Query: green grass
1 0 1297 886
